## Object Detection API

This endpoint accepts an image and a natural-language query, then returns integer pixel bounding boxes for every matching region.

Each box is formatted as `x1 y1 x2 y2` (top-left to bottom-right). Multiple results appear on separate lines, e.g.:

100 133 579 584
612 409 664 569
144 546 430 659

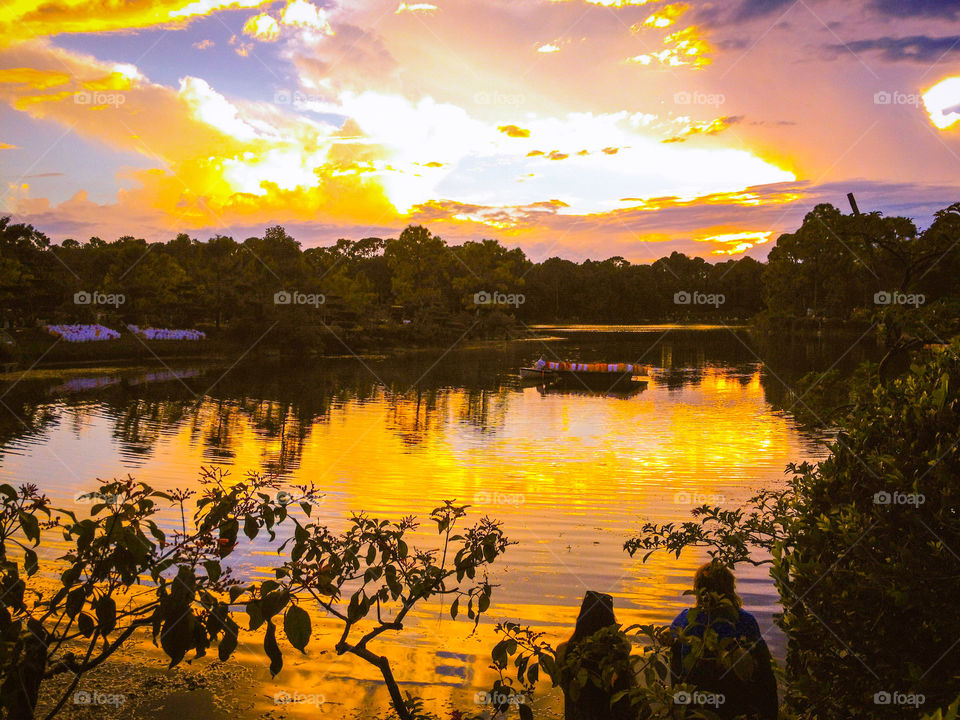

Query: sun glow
923 77 960 130
697 230 774 255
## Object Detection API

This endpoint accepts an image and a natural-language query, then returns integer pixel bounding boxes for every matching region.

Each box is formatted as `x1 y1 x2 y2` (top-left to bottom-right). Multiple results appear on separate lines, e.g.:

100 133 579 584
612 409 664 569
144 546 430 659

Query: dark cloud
731 0 796 22
826 35 960 62
749 119 798 126
870 0 960 20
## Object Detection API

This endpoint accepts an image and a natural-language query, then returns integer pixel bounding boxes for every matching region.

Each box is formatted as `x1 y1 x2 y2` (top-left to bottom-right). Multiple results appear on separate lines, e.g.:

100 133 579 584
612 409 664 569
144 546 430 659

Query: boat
520 361 648 379
536 378 648 397
520 361 650 390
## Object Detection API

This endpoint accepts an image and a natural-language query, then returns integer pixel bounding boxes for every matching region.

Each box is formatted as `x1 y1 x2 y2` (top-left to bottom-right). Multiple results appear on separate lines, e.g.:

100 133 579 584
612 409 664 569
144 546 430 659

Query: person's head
569 591 616 643
693 562 742 607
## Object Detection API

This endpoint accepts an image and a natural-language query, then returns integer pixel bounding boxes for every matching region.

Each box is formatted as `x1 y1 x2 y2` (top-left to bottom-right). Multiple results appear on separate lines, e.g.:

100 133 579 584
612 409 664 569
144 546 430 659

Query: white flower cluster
45 324 121 342
126 325 206 341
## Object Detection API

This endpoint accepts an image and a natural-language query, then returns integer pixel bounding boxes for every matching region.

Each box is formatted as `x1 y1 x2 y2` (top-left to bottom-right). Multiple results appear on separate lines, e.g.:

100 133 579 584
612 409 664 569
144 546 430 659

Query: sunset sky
1 0 959 260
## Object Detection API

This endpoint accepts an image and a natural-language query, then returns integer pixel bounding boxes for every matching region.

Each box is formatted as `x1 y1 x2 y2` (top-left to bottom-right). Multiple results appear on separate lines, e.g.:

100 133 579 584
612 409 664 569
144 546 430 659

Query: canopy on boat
542 361 642 373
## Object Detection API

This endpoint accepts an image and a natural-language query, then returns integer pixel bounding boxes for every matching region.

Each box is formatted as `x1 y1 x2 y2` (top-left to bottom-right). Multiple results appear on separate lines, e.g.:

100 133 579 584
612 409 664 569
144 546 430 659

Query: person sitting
670 562 779 720
556 591 638 720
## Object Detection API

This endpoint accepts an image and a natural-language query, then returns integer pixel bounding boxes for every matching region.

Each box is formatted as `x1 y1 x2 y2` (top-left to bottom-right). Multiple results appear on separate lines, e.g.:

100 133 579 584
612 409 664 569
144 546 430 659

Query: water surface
0 327 875 716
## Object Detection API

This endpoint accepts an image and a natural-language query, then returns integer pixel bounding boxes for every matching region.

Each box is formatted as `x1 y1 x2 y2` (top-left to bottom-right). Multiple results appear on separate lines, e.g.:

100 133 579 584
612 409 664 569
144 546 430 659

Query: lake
0 326 876 717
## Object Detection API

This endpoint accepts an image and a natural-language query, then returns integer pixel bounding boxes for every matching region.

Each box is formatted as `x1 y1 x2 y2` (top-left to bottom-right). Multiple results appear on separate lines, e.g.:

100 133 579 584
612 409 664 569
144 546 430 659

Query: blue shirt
671 607 764 659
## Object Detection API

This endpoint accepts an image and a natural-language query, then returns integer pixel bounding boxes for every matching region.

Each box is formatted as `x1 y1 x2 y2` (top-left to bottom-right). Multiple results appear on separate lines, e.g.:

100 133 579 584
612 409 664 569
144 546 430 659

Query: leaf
519 704 534 720
95 596 117 635
23 548 38 577
264 619 283 677
18 511 40 545
246 600 264 631
203 560 222 583
261 589 290 620
218 618 239 661
244 515 258 540
77 612 96 638
65 587 85 617
160 608 195 667
450 597 459 620
283 604 311 653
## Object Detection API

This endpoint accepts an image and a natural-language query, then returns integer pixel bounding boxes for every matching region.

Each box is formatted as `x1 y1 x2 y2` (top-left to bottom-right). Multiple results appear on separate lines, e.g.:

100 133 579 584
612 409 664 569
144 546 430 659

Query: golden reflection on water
1 366 826 717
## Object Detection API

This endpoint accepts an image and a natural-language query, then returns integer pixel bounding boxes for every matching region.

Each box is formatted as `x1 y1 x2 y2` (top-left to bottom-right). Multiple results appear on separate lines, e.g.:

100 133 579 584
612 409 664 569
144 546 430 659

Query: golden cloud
498 124 531 138
662 115 742 143
243 13 280 41
627 25 711 68
395 2 438 13
0 0 273 42
695 230 774 255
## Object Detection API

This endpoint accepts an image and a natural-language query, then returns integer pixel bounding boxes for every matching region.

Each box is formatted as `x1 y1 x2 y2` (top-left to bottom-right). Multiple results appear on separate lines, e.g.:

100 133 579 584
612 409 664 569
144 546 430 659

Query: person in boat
670 562 779 720
534 356 547 370
555 591 639 720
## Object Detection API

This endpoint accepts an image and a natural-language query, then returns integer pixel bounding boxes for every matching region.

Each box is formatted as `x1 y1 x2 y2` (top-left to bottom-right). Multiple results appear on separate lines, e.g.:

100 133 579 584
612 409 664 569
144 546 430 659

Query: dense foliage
626 342 960 718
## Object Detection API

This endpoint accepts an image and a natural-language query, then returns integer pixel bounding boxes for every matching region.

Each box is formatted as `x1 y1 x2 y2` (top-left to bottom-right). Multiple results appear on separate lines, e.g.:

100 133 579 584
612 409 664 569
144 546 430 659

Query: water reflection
0 328 878 717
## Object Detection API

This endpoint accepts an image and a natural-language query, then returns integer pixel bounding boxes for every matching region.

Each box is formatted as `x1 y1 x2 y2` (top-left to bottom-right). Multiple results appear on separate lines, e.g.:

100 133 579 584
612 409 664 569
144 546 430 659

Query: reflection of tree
242 399 314 474
754 333 880 413
109 398 192 460
459 388 510 432
0 388 58 455
190 398 239 461
386 387 443 446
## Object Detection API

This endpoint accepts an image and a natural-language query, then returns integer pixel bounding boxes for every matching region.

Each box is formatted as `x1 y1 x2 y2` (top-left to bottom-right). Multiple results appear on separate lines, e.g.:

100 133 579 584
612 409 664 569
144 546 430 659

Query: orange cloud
498 124 530 138
627 25 711 67
696 230 774 255
0 0 274 42
243 13 280 41
0 67 71 89
0 41 397 231
663 115 742 143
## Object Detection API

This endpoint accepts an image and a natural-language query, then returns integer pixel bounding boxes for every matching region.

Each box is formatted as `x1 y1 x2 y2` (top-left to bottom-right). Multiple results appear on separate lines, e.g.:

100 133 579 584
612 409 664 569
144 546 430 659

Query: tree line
1 200 959 339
